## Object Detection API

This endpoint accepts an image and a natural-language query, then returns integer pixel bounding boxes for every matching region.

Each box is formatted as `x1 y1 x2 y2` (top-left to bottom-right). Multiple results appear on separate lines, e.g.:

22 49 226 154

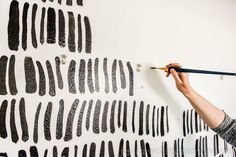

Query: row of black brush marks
0 55 134 96
0 99 169 143
8 0 92 53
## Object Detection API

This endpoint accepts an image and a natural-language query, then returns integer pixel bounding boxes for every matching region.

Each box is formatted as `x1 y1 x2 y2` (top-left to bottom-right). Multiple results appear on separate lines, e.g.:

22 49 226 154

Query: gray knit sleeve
212 113 236 148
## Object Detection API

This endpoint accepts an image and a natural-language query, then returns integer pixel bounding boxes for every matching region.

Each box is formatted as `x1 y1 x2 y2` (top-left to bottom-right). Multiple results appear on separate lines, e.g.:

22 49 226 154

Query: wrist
182 87 196 99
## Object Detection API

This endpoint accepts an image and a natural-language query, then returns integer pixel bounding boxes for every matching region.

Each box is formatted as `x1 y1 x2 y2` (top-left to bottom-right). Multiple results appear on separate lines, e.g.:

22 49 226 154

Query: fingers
165 63 182 77
170 69 182 85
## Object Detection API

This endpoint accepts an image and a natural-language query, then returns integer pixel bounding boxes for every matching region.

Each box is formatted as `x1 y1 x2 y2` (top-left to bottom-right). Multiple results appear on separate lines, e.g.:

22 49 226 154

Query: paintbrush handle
171 67 236 76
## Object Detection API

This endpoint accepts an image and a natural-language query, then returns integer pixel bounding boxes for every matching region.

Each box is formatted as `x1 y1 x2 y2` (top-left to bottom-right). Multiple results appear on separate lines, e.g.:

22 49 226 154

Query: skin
166 63 225 129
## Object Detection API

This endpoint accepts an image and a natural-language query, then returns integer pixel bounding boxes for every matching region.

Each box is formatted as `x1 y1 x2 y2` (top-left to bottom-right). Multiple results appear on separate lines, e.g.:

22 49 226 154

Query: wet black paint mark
36 61 46 96
77 0 83 6
10 99 18 143
135 140 138 157
181 139 184 157
183 111 186 137
140 140 146 157
166 106 169 133
195 111 198 133
93 58 100 93
99 141 105 157
58 10 65 47
53 146 58 157
117 100 121 128
74 145 78 157
47 8 56 44
0 100 8 138
33 103 41 143
77 14 82 52
146 143 151 157
0 56 8 95
84 16 92 53
126 141 131 157
122 101 127 132
77 100 86 137
160 106 165 136
139 101 144 135
87 59 95 93
55 57 63 89
199 116 202 132
40 7 46 44
56 99 64 140
61 147 69 157
112 59 117 93
25 57 37 93
119 60 126 89
152 106 156 137
8 0 19 51
102 101 109 133
156 108 159 136
86 100 93 130
67 0 73 6
174 139 177 157
93 99 101 134
19 98 29 142
190 109 193 134
108 141 115 157
186 110 189 135
31 4 38 48
64 99 79 141
22 3 29 50
132 101 136 133
126 62 134 96
162 141 168 157
103 58 109 93
46 60 56 96
82 144 87 157
68 12 76 52
18 150 27 157
68 60 76 94
44 102 52 141
44 149 48 157
79 59 86 93
146 104 150 135
30 146 39 157
199 136 202 157
118 139 124 157
110 100 116 133
89 143 96 157
8 55 18 95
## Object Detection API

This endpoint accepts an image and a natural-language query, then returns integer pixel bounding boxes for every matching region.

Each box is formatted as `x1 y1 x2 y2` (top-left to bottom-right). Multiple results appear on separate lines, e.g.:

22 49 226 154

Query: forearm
184 89 225 129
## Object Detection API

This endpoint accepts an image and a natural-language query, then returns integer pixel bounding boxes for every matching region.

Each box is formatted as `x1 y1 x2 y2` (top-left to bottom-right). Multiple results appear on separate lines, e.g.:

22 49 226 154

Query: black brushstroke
0 56 8 95
58 10 65 47
122 101 127 132
55 57 63 89
19 98 29 142
199 136 202 157
181 139 184 157
146 143 151 157
31 4 38 48
46 60 56 96
68 12 75 52
18 150 27 157
166 106 169 133
118 139 124 157
135 140 138 157
118 101 122 128
79 59 86 93
66 0 72 6
160 106 165 136
140 140 146 157
126 62 134 96
139 101 144 135
33 103 41 143
177 139 180 157
152 106 156 137
216 134 219 154
126 141 131 157
190 109 193 134
64 99 79 141
56 100 64 139
118 60 126 89
89 143 96 157
202 137 205 157
163 141 168 157
103 58 109 93
22 3 29 50
77 0 83 6
53 146 58 157
84 16 92 53
47 8 56 43
186 110 189 134
99 141 105 157
74 146 78 157
108 141 115 157
77 100 86 137
87 59 95 93
110 100 116 133
10 99 19 143
0 100 8 138
132 101 136 133
94 58 100 92
44 149 48 157
68 60 76 94
195 111 198 133
36 61 46 96
8 0 19 51
174 140 177 157
156 108 159 136
30 146 39 157
146 104 150 135
102 101 109 133
83 144 87 157
195 139 199 157
93 99 101 134
183 111 186 137
44 102 52 141
61 147 69 157
25 57 37 93
77 14 82 52
112 59 117 93
86 100 93 130
40 7 46 44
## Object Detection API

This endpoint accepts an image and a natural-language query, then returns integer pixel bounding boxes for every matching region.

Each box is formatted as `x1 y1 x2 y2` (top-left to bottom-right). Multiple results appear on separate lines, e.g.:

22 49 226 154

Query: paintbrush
150 67 236 76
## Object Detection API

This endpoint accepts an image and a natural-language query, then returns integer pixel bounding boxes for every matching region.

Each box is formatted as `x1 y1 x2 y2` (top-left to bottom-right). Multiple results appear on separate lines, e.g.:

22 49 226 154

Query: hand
166 63 194 97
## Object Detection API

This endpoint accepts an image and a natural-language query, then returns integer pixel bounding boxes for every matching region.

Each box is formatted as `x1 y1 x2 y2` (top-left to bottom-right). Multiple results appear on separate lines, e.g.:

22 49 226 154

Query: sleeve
212 112 236 148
